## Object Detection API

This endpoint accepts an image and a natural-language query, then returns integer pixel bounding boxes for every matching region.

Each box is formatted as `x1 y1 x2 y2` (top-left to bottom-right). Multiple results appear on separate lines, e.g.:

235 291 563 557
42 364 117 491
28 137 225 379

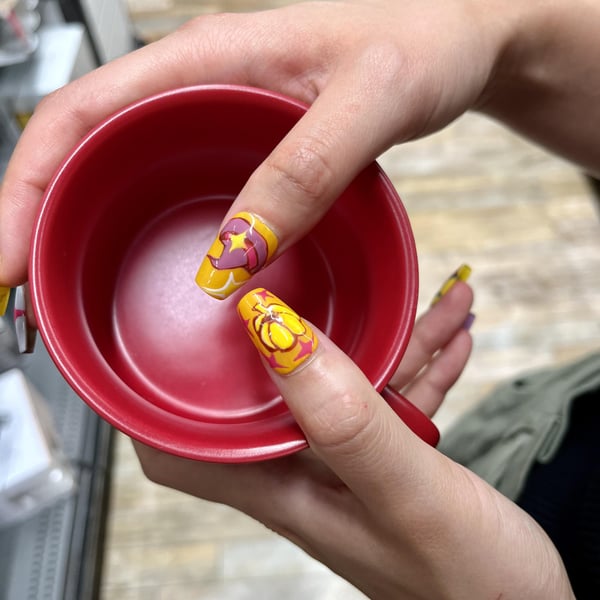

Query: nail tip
457 263 472 281
195 212 279 303
430 263 473 306
195 271 242 300
237 288 318 376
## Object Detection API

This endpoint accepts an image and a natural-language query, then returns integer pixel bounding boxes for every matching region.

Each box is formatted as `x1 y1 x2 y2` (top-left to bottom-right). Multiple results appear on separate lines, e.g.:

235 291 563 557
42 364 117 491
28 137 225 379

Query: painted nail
462 312 476 331
0 286 10 316
237 288 318 375
196 212 278 300
430 264 472 306
14 285 36 353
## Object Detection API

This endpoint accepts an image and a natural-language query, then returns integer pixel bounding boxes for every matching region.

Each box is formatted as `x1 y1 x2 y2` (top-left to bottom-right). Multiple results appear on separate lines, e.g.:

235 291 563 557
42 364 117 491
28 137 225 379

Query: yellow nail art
430 264 472 306
196 212 278 300
0 286 10 316
237 288 318 375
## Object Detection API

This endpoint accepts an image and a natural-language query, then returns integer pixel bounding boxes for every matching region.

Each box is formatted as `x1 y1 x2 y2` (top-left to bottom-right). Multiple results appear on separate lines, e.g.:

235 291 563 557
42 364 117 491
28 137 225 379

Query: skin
1 0 597 595
2 0 600 286
135 283 573 598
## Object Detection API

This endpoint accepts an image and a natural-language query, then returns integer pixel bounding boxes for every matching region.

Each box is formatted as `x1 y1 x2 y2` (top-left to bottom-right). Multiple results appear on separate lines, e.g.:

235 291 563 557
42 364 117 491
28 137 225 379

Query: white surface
0 23 93 109
0 369 75 527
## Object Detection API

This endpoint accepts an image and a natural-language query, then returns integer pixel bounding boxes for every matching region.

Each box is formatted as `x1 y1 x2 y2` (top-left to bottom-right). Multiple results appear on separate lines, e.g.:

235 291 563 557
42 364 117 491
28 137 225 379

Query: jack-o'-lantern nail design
196 212 278 300
237 288 318 375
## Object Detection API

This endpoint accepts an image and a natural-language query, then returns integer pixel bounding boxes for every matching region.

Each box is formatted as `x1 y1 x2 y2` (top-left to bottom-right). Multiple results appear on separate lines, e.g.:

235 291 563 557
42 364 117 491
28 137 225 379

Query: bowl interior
31 86 418 461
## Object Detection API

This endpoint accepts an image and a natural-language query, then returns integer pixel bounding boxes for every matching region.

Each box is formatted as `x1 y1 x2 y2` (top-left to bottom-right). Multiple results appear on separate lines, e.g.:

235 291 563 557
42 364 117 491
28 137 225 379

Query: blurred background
1 1 600 599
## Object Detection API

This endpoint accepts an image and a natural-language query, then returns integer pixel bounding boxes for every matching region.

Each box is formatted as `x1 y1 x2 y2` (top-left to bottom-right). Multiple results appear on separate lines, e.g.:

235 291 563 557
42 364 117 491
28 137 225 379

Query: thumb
237 287 438 504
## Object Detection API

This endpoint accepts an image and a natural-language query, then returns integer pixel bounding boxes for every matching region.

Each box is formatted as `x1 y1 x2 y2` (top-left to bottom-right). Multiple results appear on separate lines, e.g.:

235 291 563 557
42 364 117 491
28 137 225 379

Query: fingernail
430 264 472 306
237 288 318 375
196 212 278 300
462 312 476 331
14 285 36 353
0 286 10 316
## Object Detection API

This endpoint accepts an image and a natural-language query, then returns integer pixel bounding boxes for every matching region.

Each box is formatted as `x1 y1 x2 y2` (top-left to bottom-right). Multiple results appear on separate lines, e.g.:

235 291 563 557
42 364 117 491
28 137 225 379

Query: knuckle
306 389 378 452
265 135 335 208
355 39 406 90
34 84 88 133
33 88 70 124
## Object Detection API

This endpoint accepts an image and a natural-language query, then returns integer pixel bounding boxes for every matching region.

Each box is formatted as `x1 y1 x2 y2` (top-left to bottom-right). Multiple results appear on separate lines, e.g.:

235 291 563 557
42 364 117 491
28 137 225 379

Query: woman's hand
3 0 600 292
134 278 574 599
0 0 512 287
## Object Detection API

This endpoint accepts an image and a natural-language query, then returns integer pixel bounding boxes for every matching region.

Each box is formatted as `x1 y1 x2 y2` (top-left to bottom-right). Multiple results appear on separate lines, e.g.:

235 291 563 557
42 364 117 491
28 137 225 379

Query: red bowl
30 85 438 462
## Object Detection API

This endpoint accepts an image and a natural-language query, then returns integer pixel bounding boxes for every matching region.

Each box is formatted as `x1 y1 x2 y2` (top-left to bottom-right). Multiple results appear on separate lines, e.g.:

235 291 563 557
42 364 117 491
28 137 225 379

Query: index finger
194 55 408 299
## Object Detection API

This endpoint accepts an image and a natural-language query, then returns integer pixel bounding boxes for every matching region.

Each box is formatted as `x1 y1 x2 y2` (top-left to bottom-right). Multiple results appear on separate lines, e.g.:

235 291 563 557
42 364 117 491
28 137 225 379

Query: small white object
13 285 26 354
0 369 75 527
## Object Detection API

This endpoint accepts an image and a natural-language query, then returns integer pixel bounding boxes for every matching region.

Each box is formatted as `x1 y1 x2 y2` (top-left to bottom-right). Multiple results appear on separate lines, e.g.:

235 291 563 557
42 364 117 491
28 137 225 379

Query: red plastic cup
29 85 439 462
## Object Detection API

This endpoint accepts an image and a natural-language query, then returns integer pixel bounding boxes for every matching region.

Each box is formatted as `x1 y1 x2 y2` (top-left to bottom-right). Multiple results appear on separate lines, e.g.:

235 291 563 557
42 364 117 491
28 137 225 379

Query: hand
134 278 574 599
0 0 512 287
4 1 600 292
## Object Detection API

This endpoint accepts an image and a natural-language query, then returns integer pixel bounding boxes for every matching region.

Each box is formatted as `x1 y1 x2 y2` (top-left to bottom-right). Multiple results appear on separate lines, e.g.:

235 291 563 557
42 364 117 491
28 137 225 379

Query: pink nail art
13 285 36 354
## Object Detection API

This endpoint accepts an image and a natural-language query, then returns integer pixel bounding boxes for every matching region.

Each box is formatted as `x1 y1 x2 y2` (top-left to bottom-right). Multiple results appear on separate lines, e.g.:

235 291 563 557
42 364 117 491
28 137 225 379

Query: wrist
409 460 575 600
469 0 550 105
471 0 600 174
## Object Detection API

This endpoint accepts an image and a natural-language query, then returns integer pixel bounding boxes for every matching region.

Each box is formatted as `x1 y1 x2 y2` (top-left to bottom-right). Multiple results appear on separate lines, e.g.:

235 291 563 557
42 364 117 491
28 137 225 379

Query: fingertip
0 251 28 288
0 178 41 288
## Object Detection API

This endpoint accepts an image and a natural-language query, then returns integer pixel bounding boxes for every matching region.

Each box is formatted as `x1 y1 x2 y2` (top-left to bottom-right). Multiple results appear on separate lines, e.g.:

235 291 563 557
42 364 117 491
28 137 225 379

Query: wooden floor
100 2 600 598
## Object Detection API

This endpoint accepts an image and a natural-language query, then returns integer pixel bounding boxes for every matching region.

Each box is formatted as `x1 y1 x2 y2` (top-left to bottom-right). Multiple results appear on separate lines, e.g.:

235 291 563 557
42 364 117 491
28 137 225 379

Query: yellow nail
237 288 318 375
0 286 10 316
430 264 472 306
196 212 278 300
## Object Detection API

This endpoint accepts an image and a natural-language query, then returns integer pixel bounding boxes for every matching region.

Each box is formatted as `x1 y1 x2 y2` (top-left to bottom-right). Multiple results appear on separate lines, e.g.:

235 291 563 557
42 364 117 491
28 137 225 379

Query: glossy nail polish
430 264 472 306
196 212 278 300
237 288 318 375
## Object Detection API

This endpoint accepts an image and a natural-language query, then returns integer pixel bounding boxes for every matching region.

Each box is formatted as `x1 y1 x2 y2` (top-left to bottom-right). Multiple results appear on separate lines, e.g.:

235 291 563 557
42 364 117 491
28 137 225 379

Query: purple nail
462 312 476 331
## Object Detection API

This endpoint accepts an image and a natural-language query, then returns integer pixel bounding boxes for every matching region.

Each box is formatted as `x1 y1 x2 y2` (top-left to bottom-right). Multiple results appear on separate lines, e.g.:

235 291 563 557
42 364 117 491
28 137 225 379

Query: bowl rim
29 84 419 462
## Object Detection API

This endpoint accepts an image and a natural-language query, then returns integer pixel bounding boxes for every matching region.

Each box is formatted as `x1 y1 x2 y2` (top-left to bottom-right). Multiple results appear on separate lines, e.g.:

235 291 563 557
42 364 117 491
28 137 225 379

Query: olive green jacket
439 352 600 500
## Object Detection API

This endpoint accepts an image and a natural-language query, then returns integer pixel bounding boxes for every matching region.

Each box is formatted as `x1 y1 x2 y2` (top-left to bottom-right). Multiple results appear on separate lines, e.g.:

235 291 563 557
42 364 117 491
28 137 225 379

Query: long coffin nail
430 264 472 307
0 286 10 316
14 285 36 353
237 288 318 375
196 212 278 300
